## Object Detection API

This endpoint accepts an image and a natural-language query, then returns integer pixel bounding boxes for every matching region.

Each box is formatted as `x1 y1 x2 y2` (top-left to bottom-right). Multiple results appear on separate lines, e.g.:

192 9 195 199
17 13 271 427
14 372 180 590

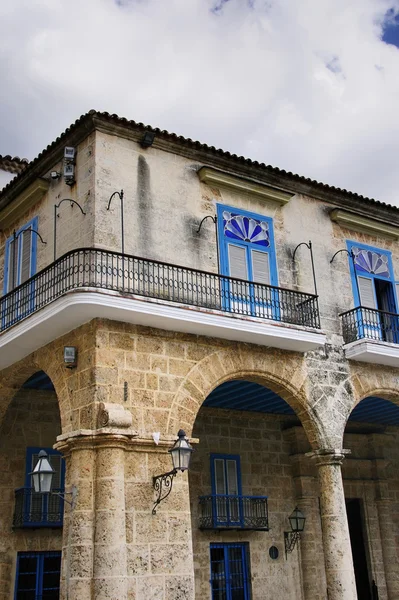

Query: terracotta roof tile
0 109 397 213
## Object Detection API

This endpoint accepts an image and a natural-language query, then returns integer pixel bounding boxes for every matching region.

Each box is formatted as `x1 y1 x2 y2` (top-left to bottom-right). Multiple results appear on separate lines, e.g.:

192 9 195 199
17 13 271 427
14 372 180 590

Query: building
0 110 398 600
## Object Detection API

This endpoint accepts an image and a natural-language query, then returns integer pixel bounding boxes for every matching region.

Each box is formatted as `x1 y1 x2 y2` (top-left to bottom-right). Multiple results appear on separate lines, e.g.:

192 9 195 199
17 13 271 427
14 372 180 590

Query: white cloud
1 0 399 204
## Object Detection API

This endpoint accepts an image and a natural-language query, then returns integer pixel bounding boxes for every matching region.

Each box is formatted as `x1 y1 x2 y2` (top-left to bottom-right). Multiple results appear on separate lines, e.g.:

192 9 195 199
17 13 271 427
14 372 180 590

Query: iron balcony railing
199 495 269 530
13 487 64 528
340 306 399 345
0 247 321 332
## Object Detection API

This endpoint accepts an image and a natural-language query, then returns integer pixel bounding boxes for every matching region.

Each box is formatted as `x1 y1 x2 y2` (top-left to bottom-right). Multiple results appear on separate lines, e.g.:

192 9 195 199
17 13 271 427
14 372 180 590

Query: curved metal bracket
292 240 318 297
11 227 47 289
14 227 47 245
196 215 219 271
152 469 177 515
196 214 216 234
55 198 86 214
284 531 300 558
330 248 360 306
54 199 86 261
107 190 125 254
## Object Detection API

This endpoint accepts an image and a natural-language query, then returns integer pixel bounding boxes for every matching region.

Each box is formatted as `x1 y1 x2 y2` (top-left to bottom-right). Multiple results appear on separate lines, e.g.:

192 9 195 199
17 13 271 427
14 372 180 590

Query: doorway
346 499 371 600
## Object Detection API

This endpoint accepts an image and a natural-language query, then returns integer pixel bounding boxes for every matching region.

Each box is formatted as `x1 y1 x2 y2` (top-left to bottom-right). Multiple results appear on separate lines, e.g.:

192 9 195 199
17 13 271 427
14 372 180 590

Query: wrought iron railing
13 488 64 528
0 248 321 332
340 306 399 344
199 495 269 530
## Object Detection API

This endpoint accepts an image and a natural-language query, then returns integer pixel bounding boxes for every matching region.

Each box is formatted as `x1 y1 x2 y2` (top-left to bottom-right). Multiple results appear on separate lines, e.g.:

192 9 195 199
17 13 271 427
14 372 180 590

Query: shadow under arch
345 388 399 431
166 347 319 448
0 358 72 434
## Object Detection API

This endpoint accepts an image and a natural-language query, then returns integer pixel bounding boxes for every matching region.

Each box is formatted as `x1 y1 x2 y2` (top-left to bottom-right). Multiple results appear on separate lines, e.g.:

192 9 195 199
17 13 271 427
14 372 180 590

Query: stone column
56 437 96 600
312 450 357 600
376 492 399 599
93 440 128 600
56 421 135 600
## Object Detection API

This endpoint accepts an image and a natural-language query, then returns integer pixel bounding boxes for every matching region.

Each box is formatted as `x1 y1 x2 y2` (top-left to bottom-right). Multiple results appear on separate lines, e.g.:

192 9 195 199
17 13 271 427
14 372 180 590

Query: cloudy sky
1 0 399 204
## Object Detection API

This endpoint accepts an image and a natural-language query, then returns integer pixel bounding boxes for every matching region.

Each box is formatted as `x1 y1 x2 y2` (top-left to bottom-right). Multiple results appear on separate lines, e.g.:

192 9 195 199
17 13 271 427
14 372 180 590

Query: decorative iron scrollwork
152 469 177 515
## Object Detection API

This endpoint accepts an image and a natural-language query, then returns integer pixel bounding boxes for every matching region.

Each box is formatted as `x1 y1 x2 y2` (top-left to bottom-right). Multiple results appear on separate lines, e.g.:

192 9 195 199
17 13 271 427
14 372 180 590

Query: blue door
217 205 278 320
211 454 242 527
348 243 399 342
210 543 250 600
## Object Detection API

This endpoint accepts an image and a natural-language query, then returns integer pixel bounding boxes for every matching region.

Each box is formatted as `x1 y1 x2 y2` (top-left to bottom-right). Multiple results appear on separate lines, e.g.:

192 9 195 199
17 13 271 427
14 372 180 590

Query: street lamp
30 450 76 506
284 507 306 558
30 450 55 493
152 430 193 514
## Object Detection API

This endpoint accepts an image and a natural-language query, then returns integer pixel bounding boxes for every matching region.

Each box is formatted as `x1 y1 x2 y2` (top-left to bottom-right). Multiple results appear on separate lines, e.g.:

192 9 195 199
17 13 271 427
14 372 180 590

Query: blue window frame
2 217 38 328
217 204 278 318
347 241 399 342
210 543 251 600
21 447 65 527
3 217 38 294
211 454 242 527
15 551 61 600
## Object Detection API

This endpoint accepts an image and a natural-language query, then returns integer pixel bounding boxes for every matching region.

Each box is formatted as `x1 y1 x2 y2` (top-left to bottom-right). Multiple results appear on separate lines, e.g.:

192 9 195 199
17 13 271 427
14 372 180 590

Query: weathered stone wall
0 387 62 600
0 133 95 294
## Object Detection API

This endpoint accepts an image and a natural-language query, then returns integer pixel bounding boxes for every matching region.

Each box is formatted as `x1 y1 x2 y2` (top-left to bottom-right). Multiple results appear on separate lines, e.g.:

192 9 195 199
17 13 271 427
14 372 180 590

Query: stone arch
349 365 399 412
337 365 399 444
167 346 320 448
0 351 72 434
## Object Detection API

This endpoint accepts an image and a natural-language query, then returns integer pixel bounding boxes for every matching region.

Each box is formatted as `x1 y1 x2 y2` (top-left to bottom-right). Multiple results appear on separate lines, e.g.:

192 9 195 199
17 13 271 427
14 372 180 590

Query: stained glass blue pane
223 212 269 247
353 248 390 278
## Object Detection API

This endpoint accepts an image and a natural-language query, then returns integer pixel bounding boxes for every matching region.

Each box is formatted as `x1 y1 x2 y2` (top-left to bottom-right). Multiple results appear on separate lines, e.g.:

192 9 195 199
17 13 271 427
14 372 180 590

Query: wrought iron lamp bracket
152 469 177 515
292 240 318 297
51 485 77 508
284 531 300 558
330 248 360 307
107 190 125 255
196 214 217 234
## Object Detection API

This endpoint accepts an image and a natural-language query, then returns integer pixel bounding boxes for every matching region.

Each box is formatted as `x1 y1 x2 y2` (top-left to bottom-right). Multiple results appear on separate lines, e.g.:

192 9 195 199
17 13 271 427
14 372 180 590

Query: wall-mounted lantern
30 450 77 507
152 430 193 514
64 346 78 369
30 450 55 493
140 131 156 149
284 507 306 558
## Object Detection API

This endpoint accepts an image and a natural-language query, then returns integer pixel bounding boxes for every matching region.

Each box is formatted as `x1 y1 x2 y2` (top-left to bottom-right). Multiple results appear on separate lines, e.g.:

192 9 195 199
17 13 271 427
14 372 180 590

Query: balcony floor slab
343 339 399 367
0 289 326 369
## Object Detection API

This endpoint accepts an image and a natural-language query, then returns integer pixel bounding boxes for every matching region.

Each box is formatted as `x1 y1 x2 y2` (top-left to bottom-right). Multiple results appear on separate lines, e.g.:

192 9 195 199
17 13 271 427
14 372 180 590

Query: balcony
0 248 325 368
13 487 63 528
199 495 269 531
340 306 399 367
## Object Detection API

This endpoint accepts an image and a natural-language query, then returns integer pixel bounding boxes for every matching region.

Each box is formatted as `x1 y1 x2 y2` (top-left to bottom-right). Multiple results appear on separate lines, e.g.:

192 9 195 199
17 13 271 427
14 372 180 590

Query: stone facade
0 112 399 599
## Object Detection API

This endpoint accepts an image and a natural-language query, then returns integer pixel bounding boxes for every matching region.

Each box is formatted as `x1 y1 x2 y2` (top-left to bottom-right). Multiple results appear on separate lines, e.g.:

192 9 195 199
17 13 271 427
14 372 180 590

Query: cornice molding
330 209 399 240
198 166 294 205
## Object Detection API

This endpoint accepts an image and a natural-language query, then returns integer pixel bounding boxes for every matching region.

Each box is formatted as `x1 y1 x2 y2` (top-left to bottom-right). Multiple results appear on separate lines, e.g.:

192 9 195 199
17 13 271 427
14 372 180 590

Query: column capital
307 448 351 467
55 428 199 455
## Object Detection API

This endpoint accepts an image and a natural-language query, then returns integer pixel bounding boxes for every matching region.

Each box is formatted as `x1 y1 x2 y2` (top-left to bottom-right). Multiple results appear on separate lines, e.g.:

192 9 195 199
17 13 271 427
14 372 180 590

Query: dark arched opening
0 370 63 600
343 395 399 600
189 379 319 600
